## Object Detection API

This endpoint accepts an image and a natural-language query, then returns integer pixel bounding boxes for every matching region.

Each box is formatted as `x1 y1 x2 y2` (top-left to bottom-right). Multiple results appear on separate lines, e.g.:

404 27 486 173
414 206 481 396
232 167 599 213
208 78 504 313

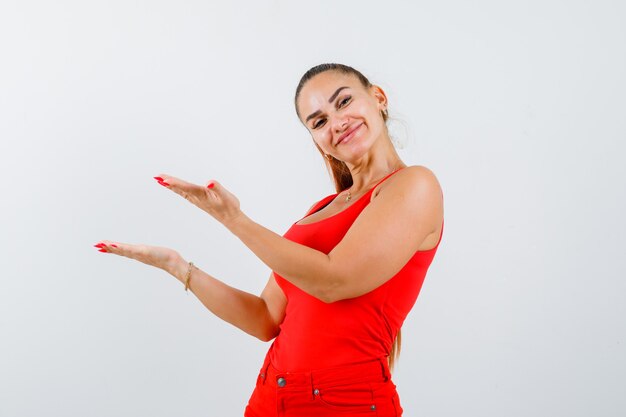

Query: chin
342 144 372 161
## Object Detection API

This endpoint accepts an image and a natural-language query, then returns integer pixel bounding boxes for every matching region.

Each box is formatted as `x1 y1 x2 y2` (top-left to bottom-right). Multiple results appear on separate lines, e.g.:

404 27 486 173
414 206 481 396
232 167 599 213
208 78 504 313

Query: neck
340 132 405 197
344 162 405 202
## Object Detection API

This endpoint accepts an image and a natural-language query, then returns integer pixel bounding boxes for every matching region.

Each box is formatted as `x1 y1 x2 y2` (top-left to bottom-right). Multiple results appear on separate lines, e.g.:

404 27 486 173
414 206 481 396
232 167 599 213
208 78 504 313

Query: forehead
298 71 364 114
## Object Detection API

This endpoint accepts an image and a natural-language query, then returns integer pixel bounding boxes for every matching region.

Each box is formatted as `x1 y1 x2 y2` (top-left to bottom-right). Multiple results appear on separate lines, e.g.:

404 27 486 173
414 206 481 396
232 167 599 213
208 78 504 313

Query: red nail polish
94 243 105 248
111 244 117 247
98 248 108 252
207 182 214 188
154 176 164 181
158 181 170 186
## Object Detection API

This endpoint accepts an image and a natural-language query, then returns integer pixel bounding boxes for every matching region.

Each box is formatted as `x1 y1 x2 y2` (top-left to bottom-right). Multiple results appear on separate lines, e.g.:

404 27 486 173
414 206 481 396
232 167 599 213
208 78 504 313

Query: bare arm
169 259 287 342
221 166 443 303
153 171 443 304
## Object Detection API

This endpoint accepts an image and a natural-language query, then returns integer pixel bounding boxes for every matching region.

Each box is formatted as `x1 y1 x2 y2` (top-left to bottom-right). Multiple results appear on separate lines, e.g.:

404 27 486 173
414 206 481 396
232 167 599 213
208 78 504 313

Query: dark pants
244 349 403 417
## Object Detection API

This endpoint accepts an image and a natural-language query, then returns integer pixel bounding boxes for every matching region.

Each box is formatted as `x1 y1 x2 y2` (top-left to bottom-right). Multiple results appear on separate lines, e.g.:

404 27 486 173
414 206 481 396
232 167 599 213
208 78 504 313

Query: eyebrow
305 86 350 123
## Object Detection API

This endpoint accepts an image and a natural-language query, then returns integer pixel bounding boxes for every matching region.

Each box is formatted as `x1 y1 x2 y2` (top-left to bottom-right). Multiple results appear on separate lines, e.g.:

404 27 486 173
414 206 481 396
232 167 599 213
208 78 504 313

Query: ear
369 84 388 111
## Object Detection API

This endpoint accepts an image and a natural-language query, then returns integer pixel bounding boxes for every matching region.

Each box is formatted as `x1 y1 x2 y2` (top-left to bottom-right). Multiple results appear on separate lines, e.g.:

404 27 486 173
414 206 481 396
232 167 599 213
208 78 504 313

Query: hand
153 174 243 225
94 240 184 277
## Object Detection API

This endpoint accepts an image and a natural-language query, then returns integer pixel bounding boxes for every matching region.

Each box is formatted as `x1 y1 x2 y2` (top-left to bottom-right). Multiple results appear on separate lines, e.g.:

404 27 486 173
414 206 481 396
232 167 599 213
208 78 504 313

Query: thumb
206 179 236 202
206 180 229 197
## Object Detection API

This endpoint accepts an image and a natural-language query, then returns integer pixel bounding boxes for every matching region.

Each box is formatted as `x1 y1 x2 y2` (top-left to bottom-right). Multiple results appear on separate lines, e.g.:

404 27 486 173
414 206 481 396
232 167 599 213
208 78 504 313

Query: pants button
277 377 286 387
313 389 320 395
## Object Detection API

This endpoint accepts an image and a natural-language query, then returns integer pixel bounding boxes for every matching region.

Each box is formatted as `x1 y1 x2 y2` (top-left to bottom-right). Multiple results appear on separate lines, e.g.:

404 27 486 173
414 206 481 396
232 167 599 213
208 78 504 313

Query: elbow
317 278 345 304
318 294 337 304
257 334 274 342
317 258 350 303
256 325 280 342
317 288 338 303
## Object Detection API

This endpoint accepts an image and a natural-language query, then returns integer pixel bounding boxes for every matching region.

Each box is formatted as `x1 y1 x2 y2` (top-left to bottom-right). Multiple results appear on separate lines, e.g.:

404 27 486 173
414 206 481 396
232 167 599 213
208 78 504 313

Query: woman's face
297 71 387 163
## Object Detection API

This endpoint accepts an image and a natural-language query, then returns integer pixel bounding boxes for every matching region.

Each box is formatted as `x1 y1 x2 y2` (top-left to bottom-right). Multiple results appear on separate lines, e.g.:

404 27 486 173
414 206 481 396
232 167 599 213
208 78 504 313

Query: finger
174 185 197 202
154 174 202 200
93 240 122 255
155 173 180 188
153 176 170 187
204 180 219 203
206 180 221 193
157 172 189 187
154 173 192 189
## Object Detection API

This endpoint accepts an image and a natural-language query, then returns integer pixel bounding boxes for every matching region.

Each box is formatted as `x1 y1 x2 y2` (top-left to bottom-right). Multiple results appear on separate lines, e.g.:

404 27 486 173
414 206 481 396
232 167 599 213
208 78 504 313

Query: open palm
153 174 242 225
94 240 182 275
95 173 241 275
94 240 182 272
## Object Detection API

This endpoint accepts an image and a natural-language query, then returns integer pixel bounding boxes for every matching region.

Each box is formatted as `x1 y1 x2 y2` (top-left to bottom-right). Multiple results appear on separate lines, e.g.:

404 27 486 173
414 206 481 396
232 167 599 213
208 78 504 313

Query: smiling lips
337 123 363 145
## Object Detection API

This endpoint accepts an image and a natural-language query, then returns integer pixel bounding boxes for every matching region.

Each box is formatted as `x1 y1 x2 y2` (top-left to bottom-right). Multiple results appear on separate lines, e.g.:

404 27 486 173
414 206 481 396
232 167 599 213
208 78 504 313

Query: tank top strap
304 167 405 217
365 167 406 195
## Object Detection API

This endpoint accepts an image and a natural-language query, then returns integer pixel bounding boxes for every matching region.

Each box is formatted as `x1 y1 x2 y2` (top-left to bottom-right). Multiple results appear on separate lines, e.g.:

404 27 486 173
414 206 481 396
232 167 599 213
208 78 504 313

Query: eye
313 118 326 129
311 97 351 129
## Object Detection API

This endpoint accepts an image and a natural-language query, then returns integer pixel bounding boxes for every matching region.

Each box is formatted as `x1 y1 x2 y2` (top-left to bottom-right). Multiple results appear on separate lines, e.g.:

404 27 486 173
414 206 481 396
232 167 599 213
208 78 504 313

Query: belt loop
378 357 391 381
261 361 270 385
259 351 272 385
308 372 315 399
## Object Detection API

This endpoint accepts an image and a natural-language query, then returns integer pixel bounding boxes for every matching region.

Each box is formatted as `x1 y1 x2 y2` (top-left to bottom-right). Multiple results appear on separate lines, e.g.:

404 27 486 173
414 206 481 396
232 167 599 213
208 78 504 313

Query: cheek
315 129 331 143
354 103 377 124
364 107 384 127
311 132 330 150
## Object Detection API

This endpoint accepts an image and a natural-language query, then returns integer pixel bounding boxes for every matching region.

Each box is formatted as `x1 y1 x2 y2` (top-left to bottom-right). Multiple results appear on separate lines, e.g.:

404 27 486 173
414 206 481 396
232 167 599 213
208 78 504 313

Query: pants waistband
258 351 391 390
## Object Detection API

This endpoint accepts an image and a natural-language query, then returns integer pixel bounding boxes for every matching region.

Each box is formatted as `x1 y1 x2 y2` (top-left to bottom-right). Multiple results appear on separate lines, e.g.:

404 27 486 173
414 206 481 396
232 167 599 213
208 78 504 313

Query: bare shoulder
371 165 443 250
372 165 442 200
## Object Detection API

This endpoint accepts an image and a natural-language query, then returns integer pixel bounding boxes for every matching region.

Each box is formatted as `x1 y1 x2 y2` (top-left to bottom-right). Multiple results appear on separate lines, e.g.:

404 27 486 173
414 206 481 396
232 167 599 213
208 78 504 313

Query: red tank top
269 167 444 371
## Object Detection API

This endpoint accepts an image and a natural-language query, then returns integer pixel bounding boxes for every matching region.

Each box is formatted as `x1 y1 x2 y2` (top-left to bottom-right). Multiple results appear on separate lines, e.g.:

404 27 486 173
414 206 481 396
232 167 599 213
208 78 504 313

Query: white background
1 1 624 416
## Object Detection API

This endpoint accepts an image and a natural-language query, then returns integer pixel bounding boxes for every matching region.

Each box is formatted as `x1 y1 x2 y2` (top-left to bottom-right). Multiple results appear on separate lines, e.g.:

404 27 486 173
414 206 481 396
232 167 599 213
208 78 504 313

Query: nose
332 115 350 135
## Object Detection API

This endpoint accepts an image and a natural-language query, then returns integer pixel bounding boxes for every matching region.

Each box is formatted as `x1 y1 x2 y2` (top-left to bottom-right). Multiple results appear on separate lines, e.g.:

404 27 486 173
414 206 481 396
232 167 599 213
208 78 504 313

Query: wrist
223 211 249 233
166 255 188 283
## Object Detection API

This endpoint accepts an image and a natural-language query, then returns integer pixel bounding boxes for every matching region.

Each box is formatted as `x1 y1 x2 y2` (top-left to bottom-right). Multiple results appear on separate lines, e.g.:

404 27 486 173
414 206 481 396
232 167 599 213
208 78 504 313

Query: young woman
95 63 444 416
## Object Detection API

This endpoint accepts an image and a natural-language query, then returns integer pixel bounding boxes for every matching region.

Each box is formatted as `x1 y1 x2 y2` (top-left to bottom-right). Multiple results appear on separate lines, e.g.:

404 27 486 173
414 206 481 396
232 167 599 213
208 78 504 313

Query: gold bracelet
184 261 195 292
